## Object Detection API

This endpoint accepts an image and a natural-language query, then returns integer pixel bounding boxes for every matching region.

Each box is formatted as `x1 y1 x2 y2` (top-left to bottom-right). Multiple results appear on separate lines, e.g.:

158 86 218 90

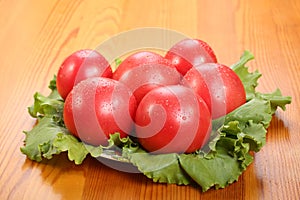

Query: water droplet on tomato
165 99 169 106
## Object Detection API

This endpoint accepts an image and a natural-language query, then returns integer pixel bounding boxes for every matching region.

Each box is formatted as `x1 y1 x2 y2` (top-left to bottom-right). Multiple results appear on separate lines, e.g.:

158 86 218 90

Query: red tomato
165 39 217 75
135 85 212 154
181 68 212 112
57 49 113 99
63 77 137 146
112 51 181 104
195 63 246 119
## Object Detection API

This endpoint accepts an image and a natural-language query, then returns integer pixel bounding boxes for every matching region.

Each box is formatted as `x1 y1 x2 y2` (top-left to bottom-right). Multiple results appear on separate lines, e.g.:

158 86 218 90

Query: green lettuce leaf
257 89 292 113
52 133 90 164
28 76 64 125
123 147 192 185
225 98 272 129
231 50 261 100
21 51 292 192
115 58 122 67
20 116 69 161
179 149 247 192
28 92 64 121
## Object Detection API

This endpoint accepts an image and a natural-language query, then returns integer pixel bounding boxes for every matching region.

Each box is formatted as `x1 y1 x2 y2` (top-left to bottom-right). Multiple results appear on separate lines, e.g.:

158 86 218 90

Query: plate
97 149 140 173
99 149 130 163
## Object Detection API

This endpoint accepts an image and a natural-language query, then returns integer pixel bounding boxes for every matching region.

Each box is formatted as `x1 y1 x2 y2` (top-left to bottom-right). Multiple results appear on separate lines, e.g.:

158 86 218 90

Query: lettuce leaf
231 50 261 100
124 147 192 185
179 149 250 192
21 51 291 192
21 116 68 161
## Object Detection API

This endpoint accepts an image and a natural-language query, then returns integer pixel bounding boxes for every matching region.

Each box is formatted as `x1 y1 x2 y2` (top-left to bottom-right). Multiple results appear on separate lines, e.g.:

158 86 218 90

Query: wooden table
0 0 299 199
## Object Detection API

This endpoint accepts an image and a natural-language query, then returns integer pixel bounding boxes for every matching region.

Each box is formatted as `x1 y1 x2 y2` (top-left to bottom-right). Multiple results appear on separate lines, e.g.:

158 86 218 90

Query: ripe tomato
165 39 217 75
112 51 181 104
63 77 137 146
135 85 212 154
195 63 246 119
181 68 212 112
57 49 113 99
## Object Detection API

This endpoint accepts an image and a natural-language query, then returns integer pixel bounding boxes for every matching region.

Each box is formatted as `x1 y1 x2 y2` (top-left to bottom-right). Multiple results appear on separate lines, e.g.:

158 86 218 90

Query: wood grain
0 0 299 199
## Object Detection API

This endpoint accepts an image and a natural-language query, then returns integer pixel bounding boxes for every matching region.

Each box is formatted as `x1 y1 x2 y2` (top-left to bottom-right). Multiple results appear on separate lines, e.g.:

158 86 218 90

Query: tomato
181 68 212 112
63 77 137 146
112 51 181 104
57 49 113 99
165 39 217 75
194 63 246 119
135 85 212 154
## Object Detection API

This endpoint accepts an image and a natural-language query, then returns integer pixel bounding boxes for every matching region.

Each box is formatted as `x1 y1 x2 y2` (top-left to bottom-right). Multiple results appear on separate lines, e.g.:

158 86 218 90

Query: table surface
0 0 299 199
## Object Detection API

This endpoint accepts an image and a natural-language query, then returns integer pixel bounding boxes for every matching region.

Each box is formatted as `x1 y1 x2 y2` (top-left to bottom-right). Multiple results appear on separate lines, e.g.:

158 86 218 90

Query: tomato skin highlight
112 51 181 104
63 77 137 146
195 63 246 119
135 85 212 154
57 49 113 99
165 39 217 75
